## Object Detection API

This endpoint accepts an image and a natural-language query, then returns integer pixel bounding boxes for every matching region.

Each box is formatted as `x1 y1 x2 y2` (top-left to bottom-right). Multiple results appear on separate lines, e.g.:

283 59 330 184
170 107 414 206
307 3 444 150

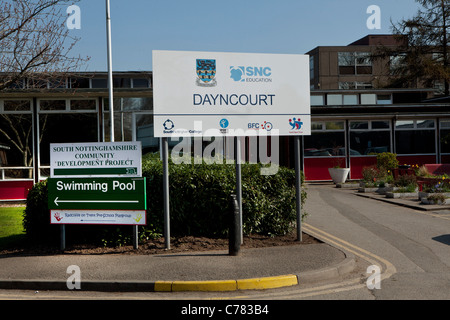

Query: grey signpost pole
61 224 66 251
235 136 243 244
295 136 302 242
162 137 171 249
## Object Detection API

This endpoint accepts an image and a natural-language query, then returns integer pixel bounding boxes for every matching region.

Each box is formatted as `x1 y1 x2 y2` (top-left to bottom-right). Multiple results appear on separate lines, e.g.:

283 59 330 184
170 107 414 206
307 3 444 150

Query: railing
0 167 34 181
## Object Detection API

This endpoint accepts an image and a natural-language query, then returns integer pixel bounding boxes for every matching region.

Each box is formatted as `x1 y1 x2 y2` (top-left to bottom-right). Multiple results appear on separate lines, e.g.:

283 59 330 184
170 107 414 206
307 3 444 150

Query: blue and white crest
196 59 217 87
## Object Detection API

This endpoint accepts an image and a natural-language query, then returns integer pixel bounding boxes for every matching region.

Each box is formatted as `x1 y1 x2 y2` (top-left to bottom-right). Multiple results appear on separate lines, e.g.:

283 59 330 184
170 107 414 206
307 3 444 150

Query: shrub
376 152 399 171
23 179 58 244
143 154 307 237
22 153 307 246
361 166 386 185
394 174 417 188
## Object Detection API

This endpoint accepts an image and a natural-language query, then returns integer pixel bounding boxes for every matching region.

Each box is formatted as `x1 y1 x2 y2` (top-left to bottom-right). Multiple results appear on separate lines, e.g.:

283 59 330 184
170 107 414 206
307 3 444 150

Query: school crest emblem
196 59 217 87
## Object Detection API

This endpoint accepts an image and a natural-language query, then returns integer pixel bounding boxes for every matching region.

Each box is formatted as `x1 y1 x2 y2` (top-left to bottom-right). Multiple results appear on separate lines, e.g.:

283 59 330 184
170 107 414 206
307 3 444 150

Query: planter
358 183 395 194
418 191 450 200
386 191 418 199
358 186 394 194
328 168 350 184
421 195 450 205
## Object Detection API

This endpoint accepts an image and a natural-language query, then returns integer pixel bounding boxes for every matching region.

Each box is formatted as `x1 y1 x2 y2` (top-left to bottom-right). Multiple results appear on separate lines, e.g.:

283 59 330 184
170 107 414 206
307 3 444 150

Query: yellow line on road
303 223 397 281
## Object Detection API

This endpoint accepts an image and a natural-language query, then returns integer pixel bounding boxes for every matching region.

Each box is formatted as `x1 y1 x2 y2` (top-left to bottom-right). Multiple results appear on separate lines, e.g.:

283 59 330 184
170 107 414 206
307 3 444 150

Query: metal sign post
235 136 243 244
294 136 302 241
162 137 171 250
106 0 114 143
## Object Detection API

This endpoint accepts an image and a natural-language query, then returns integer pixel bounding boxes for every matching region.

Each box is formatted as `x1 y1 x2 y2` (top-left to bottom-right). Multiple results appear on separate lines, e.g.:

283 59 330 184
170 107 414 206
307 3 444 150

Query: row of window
4 76 151 90
311 93 392 106
0 98 153 113
305 120 450 157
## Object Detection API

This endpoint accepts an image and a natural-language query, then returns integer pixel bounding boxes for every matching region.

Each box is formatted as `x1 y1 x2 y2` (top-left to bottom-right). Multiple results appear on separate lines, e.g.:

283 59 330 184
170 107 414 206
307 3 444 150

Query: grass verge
0 206 26 249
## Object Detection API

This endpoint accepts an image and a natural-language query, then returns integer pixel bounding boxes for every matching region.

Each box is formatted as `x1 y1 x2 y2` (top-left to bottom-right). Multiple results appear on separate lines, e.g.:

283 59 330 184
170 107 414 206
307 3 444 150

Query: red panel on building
0 180 33 201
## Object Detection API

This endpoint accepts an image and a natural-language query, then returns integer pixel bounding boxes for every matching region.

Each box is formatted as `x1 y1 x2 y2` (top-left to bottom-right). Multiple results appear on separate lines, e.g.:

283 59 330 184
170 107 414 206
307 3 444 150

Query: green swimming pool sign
48 177 147 211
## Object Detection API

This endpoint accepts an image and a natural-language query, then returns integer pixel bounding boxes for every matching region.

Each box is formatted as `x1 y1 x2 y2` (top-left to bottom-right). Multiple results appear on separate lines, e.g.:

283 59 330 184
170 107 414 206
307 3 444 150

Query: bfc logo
230 66 272 83
248 121 273 131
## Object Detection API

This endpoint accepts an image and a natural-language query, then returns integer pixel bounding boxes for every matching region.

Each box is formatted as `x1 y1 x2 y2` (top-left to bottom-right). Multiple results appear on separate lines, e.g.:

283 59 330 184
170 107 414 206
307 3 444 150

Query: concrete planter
385 191 418 199
358 184 395 194
420 192 450 205
328 168 350 184
418 191 450 200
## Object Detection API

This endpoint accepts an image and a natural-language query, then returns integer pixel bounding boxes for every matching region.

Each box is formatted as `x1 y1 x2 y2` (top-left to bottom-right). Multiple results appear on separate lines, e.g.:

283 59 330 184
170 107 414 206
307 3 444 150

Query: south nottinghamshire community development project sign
152 50 311 137
48 142 147 225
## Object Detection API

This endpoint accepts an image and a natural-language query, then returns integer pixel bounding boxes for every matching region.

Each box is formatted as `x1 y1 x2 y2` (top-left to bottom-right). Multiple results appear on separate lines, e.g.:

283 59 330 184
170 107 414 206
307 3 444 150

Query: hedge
23 153 307 246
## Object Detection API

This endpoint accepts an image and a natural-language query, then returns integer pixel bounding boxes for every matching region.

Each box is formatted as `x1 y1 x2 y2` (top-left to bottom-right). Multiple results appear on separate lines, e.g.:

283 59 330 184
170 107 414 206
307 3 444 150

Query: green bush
23 179 58 244
376 152 399 171
22 153 307 246
143 153 307 237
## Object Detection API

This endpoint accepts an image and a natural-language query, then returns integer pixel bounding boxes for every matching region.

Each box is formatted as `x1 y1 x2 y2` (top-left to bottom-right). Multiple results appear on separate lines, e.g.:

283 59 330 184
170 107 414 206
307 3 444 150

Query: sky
68 0 422 72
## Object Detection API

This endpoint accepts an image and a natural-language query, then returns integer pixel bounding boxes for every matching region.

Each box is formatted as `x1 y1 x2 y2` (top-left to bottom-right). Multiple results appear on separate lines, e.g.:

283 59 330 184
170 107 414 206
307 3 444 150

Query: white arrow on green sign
48 178 147 210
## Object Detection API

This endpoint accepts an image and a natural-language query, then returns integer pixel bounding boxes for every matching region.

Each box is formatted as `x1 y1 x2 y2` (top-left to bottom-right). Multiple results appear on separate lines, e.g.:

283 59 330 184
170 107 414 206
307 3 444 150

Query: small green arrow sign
48 178 146 210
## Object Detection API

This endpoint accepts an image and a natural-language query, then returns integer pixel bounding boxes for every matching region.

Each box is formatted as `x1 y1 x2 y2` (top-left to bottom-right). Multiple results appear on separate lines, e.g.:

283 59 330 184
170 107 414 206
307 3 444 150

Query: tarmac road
1 182 450 301
303 183 450 300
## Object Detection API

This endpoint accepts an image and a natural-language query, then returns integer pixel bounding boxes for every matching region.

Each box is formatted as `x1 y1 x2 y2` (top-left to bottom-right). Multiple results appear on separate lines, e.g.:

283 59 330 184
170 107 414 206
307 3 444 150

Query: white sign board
50 210 146 225
153 50 311 137
50 141 142 178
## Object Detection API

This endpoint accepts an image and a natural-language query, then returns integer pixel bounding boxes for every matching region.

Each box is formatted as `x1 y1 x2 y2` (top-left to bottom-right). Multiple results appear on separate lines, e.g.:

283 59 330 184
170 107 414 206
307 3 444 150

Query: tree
0 0 88 173
0 0 88 90
373 0 450 95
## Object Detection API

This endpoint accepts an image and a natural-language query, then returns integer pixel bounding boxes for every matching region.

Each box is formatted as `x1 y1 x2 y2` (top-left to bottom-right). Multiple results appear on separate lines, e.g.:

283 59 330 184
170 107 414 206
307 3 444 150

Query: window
311 95 324 106
390 54 406 74
343 95 358 105
70 100 97 111
395 119 436 154
103 97 153 142
91 78 108 88
326 95 358 105
377 94 392 105
113 78 131 88
441 120 450 154
339 82 373 90
38 99 99 171
70 77 90 89
132 78 150 88
360 94 376 105
349 120 391 155
39 100 67 111
338 52 355 75
305 121 346 157
309 56 314 80
327 94 343 105
3 100 31 112
338 52 372 75
0 99 33 179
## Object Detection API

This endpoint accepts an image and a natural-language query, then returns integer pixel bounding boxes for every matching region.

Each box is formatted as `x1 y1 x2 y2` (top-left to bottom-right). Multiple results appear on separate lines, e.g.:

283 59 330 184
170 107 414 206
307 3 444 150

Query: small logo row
162 118 303 133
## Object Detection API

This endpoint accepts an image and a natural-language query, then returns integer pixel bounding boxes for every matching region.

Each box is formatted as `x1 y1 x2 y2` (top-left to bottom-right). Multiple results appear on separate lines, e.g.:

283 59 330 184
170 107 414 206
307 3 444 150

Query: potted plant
328 158 350 184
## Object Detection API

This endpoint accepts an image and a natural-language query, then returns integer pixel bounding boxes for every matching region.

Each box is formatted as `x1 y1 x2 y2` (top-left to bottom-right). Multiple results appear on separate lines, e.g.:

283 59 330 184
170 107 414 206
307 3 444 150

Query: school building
1 35 449 201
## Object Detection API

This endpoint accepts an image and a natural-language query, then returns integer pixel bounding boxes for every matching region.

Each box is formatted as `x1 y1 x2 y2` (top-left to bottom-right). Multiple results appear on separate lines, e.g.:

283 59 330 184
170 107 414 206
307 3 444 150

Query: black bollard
229 194 241 256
